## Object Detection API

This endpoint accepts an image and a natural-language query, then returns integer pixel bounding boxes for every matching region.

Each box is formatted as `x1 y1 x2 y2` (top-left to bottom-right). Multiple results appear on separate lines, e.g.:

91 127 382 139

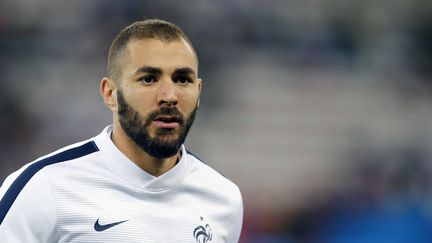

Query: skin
100 38 202 176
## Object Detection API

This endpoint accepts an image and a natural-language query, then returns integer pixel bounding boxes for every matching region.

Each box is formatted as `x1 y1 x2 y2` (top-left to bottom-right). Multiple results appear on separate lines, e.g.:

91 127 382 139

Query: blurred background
1 0 432 242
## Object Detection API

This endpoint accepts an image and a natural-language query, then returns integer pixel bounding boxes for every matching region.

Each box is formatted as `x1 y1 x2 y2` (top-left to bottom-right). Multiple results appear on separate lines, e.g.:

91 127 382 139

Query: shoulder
1 139 100 193
0 139 100 224
185 151 244 241
32 139 100 169
186 151 242 202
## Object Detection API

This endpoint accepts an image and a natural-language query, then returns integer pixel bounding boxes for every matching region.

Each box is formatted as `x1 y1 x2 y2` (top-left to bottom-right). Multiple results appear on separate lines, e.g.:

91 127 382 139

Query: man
0 19 243 242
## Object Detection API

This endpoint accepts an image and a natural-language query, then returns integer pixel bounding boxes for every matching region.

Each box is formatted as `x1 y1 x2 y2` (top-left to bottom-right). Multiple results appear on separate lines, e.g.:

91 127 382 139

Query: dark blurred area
1 0 432 242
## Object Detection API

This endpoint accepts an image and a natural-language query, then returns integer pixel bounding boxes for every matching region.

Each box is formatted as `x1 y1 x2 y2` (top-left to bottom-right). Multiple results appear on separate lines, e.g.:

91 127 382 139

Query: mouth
153 116 180 129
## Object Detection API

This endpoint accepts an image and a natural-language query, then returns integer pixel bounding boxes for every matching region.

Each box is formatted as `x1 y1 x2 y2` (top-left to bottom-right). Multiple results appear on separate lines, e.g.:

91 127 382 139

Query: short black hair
107 19 196 82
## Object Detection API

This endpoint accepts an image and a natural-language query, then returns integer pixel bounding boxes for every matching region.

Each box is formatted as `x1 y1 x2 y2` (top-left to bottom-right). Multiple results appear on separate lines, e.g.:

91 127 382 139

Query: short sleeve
229 187 244 243
0 167 56 242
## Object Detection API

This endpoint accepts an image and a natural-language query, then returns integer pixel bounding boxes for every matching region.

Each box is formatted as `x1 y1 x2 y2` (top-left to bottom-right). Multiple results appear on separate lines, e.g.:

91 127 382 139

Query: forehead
124 38 198 73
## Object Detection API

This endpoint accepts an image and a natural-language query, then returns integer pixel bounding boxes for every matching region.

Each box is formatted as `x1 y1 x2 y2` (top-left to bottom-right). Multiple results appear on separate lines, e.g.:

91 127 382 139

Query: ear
197 78 202 108
100 77 118 112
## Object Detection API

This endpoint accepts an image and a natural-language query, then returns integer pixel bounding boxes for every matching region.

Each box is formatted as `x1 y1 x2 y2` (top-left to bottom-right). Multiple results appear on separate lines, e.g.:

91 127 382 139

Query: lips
154 116 180 123
153 115 181 129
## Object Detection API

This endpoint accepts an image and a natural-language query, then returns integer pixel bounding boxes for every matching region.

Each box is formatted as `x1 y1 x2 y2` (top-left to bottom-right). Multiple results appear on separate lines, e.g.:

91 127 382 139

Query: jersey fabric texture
0 125 243 243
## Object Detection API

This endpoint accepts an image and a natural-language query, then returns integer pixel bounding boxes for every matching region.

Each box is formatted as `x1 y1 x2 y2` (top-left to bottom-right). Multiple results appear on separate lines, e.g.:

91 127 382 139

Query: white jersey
0 126 243 243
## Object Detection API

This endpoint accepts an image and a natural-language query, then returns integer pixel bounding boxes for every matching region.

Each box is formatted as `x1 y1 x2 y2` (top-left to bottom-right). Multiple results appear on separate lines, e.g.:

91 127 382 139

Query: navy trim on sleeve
0 141 99 225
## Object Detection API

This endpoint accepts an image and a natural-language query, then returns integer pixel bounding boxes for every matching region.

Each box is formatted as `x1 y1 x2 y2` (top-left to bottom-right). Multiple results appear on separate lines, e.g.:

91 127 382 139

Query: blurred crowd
1 0 432 242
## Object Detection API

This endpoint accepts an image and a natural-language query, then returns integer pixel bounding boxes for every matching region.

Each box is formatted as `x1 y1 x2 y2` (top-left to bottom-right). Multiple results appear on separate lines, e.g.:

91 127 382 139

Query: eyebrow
173 67 196 76
134 66 196 77
134 66 162 76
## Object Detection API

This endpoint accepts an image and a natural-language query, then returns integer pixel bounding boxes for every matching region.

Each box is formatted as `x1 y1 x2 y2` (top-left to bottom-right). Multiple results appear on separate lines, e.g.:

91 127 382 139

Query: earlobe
198 78 203 94
100 77 117 111
197 78 202 108
198 78 202 88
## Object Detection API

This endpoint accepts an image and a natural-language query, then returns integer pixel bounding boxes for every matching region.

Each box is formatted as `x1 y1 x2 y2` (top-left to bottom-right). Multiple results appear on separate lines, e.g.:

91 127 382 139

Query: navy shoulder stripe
0 141 99 225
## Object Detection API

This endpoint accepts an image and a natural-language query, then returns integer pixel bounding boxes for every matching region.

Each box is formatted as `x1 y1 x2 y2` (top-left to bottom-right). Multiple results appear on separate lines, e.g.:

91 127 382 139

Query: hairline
111 36 198 84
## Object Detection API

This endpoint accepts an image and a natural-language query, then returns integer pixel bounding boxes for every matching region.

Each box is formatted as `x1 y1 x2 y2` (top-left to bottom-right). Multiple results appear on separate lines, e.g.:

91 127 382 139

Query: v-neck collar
93 125 190 191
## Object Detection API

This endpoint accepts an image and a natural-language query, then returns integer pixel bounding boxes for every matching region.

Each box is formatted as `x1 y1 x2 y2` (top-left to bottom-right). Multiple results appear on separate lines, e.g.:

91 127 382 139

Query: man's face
115 38 201 158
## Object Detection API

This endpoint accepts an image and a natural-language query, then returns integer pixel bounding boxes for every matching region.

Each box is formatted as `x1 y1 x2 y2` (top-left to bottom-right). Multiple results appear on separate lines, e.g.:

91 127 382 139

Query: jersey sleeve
0 167 56 242
229 187 244 243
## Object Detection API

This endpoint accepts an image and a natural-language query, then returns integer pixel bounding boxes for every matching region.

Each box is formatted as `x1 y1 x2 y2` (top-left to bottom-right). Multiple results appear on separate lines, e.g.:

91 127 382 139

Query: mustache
146 107 185 125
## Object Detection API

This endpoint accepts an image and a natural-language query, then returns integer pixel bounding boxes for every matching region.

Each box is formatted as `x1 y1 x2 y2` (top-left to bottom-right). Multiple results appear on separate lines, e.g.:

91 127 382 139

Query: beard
117 90 197 159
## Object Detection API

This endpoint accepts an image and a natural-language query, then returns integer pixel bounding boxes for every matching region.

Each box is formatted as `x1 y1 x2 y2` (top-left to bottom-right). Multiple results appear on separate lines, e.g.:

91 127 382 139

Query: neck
111 123 180 177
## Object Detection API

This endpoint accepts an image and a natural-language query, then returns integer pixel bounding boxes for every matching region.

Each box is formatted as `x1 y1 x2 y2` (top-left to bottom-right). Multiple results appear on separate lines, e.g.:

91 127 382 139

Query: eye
174 76 192 85
138 75 156 85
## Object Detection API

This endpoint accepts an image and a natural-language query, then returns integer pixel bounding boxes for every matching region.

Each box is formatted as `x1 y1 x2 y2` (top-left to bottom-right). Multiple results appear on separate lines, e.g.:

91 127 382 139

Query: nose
157 79 178 107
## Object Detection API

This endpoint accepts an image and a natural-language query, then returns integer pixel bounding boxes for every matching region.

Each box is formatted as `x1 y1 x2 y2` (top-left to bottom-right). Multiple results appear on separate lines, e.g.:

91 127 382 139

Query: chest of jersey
51 178 228 243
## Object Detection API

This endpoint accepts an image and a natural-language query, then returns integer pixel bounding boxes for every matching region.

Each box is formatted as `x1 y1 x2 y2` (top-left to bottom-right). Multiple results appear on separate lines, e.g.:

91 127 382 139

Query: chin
157 137 181 146
153 129 180 138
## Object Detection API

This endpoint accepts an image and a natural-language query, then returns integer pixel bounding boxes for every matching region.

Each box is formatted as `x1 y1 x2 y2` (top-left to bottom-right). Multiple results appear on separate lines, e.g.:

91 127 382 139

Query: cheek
180 93 200 111
126 91 155 109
